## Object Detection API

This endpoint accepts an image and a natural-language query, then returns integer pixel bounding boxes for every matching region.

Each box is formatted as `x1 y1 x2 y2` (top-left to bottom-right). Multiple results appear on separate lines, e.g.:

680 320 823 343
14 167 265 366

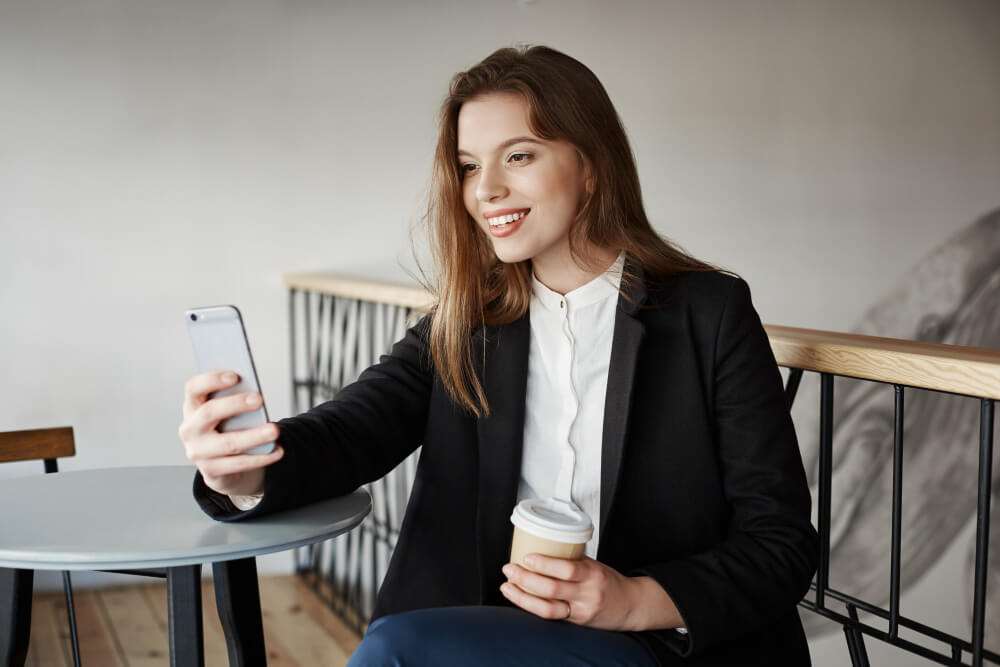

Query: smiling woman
179 45 819 667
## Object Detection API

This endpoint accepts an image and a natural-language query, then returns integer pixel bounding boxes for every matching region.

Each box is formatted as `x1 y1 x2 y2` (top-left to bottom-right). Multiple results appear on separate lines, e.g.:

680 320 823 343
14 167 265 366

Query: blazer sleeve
194 315 434 520
634 278 819 656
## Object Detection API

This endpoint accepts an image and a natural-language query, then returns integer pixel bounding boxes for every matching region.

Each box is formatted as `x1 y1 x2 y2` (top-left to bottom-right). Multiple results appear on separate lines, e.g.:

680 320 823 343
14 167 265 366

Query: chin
489 245 532 265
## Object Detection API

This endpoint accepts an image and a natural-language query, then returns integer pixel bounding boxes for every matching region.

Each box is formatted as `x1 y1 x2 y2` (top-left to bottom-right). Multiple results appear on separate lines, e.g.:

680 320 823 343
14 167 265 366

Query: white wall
2 1 998 663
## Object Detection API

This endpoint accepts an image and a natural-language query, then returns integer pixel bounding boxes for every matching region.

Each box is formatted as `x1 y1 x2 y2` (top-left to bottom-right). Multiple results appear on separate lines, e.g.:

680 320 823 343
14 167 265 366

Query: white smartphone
185 305 275 455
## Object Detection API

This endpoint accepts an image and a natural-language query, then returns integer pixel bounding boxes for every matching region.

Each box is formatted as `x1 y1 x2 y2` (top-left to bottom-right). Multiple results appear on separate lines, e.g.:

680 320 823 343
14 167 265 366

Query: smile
484 209 529 239
486 210 529 227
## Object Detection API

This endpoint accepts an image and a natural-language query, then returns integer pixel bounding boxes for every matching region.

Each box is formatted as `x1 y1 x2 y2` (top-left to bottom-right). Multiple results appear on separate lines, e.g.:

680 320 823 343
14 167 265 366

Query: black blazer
195 269 819 666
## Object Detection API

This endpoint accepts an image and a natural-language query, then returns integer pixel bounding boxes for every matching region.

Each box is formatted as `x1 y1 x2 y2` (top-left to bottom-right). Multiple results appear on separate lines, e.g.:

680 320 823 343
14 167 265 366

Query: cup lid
510 498 594 544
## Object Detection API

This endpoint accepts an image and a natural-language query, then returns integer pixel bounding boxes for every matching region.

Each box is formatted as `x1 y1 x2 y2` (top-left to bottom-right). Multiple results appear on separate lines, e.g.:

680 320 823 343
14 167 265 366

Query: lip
487 211 528 238
483 207 530 219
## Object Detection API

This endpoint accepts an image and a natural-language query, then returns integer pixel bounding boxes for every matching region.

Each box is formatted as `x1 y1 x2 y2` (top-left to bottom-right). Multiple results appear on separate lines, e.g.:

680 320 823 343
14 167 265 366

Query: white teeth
487 211 527 227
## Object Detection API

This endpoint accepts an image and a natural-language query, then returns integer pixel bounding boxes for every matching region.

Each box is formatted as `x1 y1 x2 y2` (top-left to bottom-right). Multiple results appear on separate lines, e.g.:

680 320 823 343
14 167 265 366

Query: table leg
0 568 33 667
212 558 266 667
167 564 204 667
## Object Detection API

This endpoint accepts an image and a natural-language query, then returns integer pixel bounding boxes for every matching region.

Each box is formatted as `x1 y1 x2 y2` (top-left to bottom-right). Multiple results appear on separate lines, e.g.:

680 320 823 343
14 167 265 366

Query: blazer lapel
598 270 648 549
475 313 530 601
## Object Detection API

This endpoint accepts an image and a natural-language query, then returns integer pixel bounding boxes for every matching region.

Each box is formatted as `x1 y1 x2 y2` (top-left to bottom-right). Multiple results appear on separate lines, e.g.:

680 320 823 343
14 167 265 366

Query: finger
199 445 285 480
499 582 570 621
187 422 280 461
189 392 264 434
522 554 589 582
502 563 577 601
183 371 240 415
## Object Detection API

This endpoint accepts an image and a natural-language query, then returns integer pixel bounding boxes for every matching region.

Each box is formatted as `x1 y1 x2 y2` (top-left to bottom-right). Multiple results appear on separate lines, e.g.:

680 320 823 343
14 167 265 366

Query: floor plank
74 590 123 666
98 586 170 667
259 577 352 667
27 575 361 667
196 578 301 667
289 576 363 655
25 594 68 667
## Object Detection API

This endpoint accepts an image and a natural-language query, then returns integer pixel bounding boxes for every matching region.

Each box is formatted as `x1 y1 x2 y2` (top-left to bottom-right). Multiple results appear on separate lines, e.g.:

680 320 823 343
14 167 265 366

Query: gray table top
0 465 371 570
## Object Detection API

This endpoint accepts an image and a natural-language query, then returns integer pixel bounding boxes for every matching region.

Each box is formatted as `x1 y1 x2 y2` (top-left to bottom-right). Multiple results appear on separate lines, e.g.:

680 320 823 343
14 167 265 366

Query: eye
460 163 479 177
508 152 532 164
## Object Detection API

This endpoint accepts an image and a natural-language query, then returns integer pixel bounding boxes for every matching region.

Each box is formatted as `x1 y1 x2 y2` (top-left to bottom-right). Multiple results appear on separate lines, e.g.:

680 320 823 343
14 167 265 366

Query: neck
532 246 621 295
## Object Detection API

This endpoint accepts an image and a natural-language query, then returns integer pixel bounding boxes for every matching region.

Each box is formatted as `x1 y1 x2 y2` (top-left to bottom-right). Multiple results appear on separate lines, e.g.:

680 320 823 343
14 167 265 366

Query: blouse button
560 300 564 309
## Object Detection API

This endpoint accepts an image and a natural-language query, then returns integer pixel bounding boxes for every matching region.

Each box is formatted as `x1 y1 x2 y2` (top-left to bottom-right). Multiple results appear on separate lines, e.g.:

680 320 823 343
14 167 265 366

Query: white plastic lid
510 498 594 544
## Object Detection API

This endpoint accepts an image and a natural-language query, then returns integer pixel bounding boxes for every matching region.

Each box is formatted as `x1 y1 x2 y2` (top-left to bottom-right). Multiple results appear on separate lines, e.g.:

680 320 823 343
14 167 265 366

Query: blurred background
1 0 998 664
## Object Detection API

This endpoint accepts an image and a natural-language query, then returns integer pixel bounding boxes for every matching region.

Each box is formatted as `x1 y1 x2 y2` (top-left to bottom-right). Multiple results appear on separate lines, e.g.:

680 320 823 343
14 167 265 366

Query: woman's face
458 93 589 279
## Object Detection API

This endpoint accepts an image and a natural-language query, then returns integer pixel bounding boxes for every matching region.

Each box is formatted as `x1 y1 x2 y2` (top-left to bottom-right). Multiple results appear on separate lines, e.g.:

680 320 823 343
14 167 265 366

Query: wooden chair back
0 427 76 466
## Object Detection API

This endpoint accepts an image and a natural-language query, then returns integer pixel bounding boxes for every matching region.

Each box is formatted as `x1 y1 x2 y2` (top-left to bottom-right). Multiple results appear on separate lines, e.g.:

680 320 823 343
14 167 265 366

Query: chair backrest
0 427 75 473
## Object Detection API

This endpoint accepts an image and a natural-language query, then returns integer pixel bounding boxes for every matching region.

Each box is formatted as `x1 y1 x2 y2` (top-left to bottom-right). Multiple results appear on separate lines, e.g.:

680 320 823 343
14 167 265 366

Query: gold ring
564 601 572 620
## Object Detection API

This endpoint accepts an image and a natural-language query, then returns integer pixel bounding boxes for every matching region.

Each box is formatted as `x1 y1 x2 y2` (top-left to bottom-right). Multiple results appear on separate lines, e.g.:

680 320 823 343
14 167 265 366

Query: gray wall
2 1 998 664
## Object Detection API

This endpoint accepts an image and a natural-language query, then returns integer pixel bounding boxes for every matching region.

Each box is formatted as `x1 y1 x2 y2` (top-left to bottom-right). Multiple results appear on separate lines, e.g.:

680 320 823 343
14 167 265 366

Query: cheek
536 165 582 211
462 184 479 218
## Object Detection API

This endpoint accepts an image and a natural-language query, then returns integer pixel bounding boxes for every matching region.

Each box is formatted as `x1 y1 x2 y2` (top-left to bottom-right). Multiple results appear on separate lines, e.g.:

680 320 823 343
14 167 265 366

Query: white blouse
517 253 624 558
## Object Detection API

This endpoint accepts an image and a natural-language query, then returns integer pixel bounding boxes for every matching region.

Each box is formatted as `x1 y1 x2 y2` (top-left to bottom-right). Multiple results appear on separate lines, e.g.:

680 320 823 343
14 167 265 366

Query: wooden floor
25 575 362 667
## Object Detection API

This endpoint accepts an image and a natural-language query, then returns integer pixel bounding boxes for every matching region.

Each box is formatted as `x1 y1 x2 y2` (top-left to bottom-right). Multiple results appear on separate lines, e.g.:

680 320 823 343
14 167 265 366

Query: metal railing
284 273 429 632
284 272 1000 664
769 326 1000 666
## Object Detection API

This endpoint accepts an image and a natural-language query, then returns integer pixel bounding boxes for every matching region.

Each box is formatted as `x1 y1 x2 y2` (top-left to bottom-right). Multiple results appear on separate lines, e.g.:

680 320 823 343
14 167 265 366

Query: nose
475 165 508 203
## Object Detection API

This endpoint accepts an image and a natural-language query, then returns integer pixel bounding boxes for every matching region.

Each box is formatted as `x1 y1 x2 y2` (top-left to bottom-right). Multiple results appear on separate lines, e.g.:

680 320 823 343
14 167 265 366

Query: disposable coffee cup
509 498 594 570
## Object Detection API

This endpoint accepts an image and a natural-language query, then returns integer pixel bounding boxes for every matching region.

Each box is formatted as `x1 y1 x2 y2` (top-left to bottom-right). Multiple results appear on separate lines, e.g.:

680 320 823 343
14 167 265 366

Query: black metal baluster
289 288 298 413
844 604 870 667
889 385 904 639
370 479 380 624
326 294 337 397
972 398 995 667
305 291 314 408
785 367 804 409
817 373 834 610
312 294 328 399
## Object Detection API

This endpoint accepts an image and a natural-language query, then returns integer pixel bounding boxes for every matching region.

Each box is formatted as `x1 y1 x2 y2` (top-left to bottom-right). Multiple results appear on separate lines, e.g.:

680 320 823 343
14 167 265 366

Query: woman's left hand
500 555 680 632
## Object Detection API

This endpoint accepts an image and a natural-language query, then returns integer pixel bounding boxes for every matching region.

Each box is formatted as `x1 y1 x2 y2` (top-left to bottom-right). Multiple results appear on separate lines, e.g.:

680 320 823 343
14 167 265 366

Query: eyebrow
457 136 545 159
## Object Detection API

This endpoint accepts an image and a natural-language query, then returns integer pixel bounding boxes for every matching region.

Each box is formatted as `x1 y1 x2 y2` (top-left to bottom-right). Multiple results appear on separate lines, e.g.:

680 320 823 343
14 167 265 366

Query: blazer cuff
631 564 699 657
192 471 271 521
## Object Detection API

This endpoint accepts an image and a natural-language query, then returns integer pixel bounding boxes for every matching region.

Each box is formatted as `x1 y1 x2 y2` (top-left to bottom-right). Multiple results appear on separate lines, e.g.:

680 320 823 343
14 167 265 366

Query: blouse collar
531 251 626 313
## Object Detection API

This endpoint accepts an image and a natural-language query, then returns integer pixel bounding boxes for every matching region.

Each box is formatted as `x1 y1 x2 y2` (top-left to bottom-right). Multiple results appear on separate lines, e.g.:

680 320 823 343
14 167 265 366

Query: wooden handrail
281 273 433 310
766 325 1000 400
281 273 1000 400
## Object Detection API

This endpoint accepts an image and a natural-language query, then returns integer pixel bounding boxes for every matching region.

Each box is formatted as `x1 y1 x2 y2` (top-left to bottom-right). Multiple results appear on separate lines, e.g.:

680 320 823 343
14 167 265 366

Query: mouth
485 209 530 238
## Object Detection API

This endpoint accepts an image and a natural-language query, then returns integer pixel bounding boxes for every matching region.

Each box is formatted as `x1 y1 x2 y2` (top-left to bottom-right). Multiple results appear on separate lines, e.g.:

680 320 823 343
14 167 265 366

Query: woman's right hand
179 371 285 498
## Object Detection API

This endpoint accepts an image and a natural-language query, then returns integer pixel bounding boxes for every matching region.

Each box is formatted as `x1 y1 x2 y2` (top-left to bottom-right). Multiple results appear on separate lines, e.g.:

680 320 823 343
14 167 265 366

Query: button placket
555 300 581 504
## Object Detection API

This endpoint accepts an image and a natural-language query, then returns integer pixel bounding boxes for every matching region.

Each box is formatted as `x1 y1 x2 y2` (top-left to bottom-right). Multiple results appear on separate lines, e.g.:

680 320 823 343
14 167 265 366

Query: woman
180 46 818 665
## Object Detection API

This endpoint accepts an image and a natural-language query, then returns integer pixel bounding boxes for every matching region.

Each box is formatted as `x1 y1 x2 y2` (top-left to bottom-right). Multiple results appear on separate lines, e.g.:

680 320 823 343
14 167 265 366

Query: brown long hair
426 45 715 417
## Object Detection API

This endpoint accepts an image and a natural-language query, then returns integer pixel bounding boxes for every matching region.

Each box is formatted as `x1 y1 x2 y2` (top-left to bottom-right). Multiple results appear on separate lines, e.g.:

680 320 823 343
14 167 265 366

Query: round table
0 465 371 667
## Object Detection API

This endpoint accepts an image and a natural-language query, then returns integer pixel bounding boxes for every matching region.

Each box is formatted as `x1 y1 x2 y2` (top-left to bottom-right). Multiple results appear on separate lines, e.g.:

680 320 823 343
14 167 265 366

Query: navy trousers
347 606 658 666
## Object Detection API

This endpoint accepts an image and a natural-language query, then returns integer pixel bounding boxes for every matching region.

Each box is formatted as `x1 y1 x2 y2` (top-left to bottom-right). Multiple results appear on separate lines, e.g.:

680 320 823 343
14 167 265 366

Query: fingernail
222 372 238 383
524 554 537 568
246 394 261 405
501 565 512 577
